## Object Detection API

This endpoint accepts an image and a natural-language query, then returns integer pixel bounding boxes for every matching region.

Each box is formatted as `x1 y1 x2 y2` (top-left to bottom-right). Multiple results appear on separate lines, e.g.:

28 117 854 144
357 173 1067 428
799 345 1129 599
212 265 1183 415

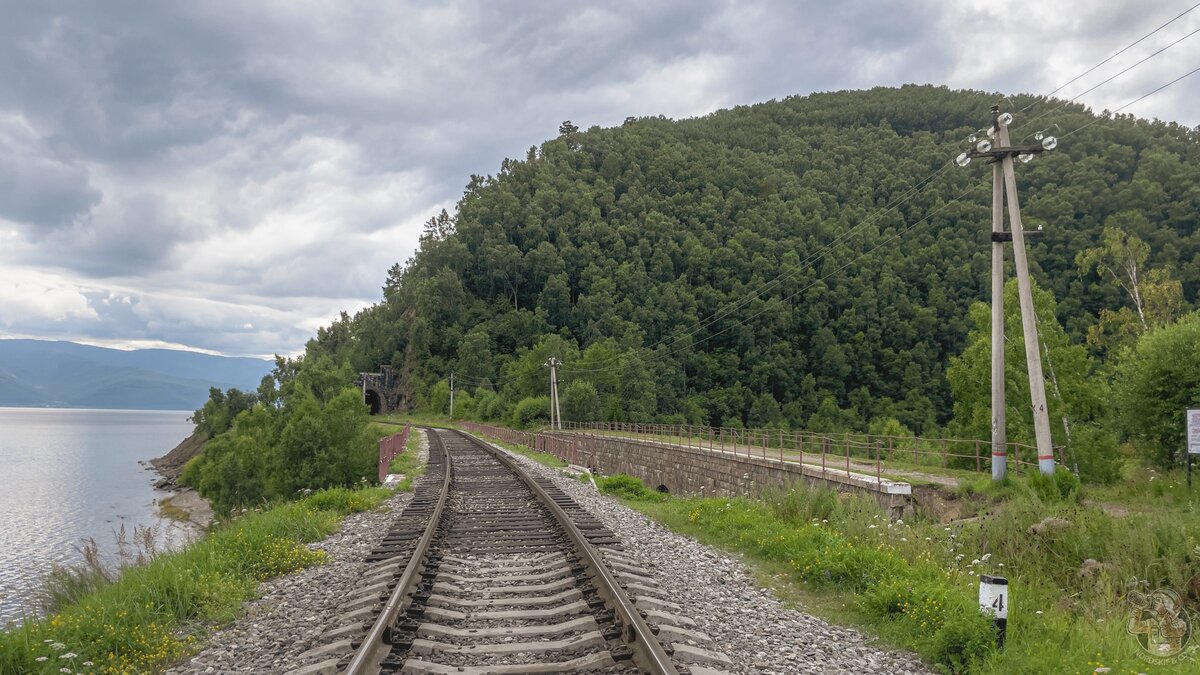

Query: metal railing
562 421 1049 477
459 421 533 448
460 422 599 468
377 423 410 482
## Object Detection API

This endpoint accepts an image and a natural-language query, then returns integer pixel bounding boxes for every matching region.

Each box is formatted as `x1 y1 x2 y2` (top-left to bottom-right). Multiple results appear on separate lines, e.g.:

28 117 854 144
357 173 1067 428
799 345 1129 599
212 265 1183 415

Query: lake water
0 408 195 626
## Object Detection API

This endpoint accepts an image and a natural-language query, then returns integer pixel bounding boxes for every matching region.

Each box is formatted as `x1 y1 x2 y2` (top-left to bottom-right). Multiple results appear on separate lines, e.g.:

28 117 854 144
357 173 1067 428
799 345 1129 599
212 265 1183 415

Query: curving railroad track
289 428 730 675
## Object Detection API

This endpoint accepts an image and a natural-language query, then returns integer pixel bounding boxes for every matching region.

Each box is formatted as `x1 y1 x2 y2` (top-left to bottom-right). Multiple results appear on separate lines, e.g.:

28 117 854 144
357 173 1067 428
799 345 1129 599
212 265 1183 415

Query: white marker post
979 575 1008 648
1187 409 1200 488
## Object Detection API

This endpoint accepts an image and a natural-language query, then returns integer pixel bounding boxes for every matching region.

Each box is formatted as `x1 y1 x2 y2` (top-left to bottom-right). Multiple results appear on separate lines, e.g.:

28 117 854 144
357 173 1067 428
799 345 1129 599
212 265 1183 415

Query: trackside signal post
957 106 1059 477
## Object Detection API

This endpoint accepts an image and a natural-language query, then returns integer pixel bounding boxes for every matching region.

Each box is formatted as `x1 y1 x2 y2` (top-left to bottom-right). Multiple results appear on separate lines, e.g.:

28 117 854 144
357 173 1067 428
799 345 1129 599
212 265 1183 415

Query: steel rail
451 428 679 675
344 428 452 675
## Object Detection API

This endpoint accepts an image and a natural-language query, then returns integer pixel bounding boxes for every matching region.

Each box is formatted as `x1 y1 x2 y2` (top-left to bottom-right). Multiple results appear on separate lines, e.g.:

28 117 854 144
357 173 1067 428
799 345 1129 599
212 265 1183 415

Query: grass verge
597 472 1200 674
0 486 391 675
387 429 428 491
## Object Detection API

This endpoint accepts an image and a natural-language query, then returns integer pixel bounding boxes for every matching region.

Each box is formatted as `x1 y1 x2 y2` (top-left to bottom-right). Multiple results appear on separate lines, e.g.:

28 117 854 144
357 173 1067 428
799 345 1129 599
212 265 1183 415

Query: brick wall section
550 432 912 520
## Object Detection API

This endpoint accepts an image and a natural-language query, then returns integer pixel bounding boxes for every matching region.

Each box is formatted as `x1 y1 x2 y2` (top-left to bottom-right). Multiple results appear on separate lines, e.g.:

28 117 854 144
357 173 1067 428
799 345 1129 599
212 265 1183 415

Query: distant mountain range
0 339 274 411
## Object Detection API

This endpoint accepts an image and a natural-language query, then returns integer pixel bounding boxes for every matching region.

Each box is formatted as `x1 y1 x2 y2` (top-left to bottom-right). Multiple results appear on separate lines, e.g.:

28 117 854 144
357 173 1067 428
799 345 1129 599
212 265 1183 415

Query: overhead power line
1016 0 1200 115
1060 61 1200 139
1013 23 1200 137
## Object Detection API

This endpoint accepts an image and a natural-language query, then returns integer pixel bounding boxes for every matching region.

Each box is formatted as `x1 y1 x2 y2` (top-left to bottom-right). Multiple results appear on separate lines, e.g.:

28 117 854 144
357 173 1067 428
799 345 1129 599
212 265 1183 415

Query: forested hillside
308 85 1198 441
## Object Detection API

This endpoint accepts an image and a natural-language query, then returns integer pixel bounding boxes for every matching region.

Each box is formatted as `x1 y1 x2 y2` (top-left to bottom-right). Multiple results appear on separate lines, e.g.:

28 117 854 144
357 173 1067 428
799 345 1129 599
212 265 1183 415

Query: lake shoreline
149 429 215 529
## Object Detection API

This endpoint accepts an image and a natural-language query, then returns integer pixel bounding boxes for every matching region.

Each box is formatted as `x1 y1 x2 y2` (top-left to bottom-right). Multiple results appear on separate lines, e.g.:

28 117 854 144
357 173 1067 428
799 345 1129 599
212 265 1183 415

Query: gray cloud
0 116 102 231
1 0 1196 356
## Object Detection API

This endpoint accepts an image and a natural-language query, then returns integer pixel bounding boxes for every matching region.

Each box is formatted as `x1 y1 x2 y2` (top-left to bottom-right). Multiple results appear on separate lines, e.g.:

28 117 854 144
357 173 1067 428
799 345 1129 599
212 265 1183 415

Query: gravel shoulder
495 443 936 675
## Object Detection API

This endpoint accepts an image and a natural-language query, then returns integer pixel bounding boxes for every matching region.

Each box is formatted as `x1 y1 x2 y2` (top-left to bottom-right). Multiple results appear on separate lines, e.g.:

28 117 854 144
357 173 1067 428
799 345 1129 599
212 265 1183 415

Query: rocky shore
149 430 214 531
150 430 209 490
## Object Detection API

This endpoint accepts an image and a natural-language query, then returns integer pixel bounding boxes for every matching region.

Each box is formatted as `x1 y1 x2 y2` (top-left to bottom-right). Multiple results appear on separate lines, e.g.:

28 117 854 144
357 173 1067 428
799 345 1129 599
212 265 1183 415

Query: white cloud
0 267 97 325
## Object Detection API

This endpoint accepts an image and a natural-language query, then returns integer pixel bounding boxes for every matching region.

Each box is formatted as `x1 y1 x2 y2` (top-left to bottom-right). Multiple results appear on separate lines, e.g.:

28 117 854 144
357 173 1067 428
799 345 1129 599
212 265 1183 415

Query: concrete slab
417 615 597 639
409 630 605 656
286 657 342 675
296 638 353 661
427 588 581 608
400 651 616 674
671 644 734 667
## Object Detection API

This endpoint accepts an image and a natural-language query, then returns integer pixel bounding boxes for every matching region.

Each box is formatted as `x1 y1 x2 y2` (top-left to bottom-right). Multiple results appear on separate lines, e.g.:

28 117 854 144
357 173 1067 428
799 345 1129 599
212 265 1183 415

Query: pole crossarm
966 145 1047 162
956 104 1060 479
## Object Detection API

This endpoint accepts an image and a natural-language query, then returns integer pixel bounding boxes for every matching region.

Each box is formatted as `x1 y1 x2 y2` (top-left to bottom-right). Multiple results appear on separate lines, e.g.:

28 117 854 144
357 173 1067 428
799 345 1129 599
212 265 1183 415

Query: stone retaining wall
553 432 912 519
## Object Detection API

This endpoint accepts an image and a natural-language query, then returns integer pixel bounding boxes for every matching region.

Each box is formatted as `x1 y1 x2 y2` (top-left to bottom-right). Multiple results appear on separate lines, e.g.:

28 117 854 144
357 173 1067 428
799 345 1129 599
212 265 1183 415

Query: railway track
290 428 731 675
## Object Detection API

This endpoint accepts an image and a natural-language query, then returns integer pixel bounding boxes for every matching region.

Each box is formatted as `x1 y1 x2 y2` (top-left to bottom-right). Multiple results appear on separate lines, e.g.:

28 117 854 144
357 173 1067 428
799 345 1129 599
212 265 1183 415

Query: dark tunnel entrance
364 389 382 415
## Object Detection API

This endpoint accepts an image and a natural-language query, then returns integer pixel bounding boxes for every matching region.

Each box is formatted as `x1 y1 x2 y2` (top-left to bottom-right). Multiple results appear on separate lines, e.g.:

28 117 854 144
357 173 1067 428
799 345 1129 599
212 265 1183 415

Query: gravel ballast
494 443 935 675
166 431 428 675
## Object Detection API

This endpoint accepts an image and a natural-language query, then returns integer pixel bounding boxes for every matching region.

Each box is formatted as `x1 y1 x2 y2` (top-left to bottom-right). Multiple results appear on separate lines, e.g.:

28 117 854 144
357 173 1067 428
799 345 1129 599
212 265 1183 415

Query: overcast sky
2 1 1198 358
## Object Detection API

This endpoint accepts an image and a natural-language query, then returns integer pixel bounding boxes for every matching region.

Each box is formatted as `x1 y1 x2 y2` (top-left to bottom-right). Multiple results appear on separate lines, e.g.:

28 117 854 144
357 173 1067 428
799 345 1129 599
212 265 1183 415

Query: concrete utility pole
544 357 562 430
449 372 455 419
958 106 1059 477
990 158 1007 479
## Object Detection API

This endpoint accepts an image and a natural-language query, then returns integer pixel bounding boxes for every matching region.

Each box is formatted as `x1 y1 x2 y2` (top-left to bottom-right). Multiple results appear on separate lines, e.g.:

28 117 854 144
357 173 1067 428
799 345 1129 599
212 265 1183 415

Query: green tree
948 279 1114 477
1114 312 1200 468
748 392 783 428
1076 226 1185 351
277 386 376 494
561 380 601 422
511 396 551 428
428 380 451 415
191 387 256 436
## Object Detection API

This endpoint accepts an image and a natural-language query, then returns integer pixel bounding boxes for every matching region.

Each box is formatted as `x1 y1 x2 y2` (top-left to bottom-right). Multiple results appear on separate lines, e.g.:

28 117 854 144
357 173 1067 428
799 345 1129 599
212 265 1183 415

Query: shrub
1067 424 1122 484
1026 467 1081 503
481 392 510 421
511 395 551 428
928 608 997 674
767 485 838 524
597 474 667 502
